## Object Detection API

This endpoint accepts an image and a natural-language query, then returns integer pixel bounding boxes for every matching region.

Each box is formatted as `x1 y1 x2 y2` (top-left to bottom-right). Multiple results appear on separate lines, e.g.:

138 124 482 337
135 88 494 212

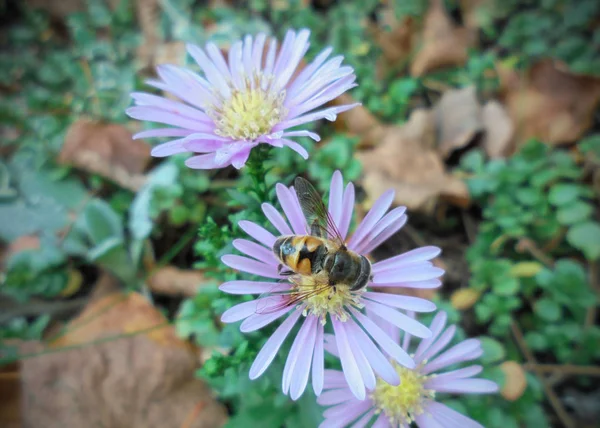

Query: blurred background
0 0 599 427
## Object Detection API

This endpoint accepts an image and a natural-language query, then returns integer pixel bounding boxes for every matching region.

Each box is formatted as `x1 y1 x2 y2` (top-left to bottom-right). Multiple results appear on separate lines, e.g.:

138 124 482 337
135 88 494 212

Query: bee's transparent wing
294 177 345 247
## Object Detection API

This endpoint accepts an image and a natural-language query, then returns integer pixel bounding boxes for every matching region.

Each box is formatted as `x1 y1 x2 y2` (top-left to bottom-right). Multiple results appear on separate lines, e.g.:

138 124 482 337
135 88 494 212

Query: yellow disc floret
370 363 435 425
292 277 363 324
209 75 287 141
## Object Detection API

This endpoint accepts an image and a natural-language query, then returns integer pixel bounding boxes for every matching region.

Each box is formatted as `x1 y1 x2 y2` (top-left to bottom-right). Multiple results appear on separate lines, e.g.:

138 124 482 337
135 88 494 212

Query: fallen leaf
451 288 481 310
0 362 20 428
411 0 475 77
59 119 150 191
481 100 514 158
20 292 227 428
370 12 417 78
148 266 209 297
434 86 483 158
500 361 527 401
332 94 388 148
509 261 544 278
357 109 469 213
499 60 600 147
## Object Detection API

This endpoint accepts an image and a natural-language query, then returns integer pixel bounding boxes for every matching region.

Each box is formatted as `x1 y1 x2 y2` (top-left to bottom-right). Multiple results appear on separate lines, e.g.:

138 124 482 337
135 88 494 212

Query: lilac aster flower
318 311 499 428
219 171 444 400
127 29 359 169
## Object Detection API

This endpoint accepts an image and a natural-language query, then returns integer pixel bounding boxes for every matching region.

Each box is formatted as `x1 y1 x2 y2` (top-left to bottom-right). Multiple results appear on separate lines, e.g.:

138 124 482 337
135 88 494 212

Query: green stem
244 144 273 203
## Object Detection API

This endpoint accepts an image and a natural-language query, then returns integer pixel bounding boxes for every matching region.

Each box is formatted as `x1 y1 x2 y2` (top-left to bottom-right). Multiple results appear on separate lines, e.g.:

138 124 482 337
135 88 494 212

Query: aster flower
318 311 499 428
219 171 444 400
127 29 358 169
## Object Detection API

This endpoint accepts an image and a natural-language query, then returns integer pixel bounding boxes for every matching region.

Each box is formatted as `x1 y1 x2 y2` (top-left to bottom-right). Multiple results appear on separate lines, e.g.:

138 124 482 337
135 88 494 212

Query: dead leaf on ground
481 100 514 158
148 266 209 297
59 119 150 191
20 292 227 428
0 362 20 428
434 86 483 158
451 288 482 310
370 11 417 79
499 59 600 148
411 0 475 77
500 361 527 401
357 109 469 213
332 94 388 148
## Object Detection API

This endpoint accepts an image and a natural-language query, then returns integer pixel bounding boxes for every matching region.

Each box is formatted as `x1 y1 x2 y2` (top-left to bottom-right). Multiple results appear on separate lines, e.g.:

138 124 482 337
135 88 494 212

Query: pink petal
345 320 400 386
347 189 394 251
417 325 456 365
150 138 190 157
233 239 277 264
290 317 319 400
134 128 192 140
350 409 375 428
427 365 483 381
239 220 277 248
276 183 307 235
221 300 258 323
219 280 288 295
328 171 344 229
423 339 482 374
338 182 355 240
332 319 365 400
323 369 347 389
373 246 442 273
363 301 431 339
283 315 316 395
249 310 302 379
322 400 372 424
317 388 356 406
262 203 293 235
371 279 442 289
424 401 484 428
280 138 309 159
350 308 415 369
346 326 377 390
240 305 294 332
371 412 392 428
221 254 281 278
357 211 407 255
373 266 444 284
363 292 436 312
185 153 223 169
312 321 325 396
426 378 498 394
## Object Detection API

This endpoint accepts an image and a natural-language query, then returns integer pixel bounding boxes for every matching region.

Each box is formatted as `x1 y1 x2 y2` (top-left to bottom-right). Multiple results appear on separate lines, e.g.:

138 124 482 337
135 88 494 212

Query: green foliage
460 140 599 424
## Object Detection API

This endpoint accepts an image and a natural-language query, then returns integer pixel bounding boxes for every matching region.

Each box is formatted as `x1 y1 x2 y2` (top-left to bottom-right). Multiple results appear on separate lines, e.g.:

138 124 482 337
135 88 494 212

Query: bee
258 177 371 314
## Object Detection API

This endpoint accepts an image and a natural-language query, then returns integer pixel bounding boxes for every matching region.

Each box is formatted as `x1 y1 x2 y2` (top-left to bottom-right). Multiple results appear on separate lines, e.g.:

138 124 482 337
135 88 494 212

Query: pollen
293 278 363 323
209 74 287 141
370 363 435 425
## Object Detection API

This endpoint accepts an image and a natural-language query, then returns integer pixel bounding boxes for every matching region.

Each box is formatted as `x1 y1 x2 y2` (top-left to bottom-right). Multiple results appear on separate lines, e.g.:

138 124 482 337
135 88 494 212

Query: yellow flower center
210 75 287 141
293 277 363 323
370 364 435 425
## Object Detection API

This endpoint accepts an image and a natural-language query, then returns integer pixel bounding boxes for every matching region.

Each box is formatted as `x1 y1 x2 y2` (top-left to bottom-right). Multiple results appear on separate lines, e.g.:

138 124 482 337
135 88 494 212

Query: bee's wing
294 177 345 248
255 275 331 315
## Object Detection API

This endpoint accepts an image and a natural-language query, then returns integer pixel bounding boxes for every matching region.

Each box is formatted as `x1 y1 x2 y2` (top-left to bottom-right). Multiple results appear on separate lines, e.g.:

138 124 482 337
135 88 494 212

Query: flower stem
244 144 273 203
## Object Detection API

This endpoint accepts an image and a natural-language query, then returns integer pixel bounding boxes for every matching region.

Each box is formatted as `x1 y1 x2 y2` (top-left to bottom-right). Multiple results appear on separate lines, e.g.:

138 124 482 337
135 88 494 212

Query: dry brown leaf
332 94 388 148
450 288 481 310
499 60 600 147
59 119 150 191
0 362 20 428
357 109 469 213
481 100 514 158
460 0 495 29
147 266 209 297
411 0 475 77
434 86 483 158
500 361 527 401
371 13 417 78
20 292 227 428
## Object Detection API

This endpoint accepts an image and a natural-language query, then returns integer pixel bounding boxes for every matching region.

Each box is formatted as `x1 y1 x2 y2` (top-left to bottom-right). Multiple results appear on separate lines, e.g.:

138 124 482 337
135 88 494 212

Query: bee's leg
277 264 294 276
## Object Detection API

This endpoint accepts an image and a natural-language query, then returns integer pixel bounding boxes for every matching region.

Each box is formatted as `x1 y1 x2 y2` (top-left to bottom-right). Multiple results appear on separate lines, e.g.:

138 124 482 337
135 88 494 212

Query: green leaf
534 298 562 322
567 221 600 260
557 201 593 225
83 199 124 244
479 337 506 364
493 276 519 296
548 183 582 206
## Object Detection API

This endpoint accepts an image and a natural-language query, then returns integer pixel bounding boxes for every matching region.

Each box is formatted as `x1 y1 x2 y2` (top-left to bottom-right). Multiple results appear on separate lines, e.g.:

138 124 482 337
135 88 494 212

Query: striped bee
259 177 371 313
